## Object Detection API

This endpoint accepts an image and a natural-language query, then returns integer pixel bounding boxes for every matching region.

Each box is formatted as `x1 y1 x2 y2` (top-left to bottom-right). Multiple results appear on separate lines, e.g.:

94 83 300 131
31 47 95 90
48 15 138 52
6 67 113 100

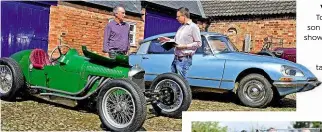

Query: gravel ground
1 92 295 131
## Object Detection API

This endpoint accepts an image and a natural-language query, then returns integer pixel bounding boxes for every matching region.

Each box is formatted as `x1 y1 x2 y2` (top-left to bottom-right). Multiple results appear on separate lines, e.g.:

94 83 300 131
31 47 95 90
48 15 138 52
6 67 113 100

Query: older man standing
159 7 202 79
103 5 130 58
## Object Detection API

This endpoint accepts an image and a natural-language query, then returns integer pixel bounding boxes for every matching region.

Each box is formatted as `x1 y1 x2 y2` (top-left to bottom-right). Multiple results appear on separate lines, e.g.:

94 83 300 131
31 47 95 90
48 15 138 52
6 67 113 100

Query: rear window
148 40 174 54
146 35 207 54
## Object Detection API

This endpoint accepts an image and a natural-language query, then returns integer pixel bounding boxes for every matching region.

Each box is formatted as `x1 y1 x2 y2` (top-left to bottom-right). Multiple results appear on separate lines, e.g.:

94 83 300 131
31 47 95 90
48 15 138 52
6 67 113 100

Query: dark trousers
171 56 192 80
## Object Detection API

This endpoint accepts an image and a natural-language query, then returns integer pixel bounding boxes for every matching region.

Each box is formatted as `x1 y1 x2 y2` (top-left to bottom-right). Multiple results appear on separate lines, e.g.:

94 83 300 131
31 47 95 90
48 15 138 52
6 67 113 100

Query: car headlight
281 65 304 76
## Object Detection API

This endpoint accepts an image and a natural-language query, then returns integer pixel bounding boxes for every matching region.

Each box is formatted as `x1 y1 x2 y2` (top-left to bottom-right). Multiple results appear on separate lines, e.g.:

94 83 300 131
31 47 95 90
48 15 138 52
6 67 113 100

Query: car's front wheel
0 58 25 101
97 79 147 131
237 73 274 108
150 73 192 118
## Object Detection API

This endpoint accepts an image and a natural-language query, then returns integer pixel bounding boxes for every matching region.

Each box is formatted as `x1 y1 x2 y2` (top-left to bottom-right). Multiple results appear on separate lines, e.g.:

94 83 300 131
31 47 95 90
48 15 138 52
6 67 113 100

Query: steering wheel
50 45 71 62
222 48 229 52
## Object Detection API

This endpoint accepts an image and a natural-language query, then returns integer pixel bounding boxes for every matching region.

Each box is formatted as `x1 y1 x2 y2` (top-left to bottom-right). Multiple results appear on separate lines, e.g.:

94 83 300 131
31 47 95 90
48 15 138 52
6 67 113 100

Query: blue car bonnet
219 52 314 77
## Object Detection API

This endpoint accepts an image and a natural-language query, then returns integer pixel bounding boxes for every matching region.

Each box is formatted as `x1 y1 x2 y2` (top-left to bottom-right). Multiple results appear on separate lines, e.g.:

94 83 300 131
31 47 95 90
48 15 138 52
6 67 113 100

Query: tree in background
292 122 322 132
192 122 228 132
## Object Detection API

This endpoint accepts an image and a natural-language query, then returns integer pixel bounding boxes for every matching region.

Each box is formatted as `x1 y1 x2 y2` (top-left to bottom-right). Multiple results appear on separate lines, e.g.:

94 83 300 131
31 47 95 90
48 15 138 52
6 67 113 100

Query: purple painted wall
1 1 51 57
144 10 181 39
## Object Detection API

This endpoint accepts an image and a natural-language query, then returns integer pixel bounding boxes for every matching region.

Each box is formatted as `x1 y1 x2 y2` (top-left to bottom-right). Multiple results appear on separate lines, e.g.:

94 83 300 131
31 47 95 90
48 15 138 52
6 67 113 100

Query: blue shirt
103 20 130 52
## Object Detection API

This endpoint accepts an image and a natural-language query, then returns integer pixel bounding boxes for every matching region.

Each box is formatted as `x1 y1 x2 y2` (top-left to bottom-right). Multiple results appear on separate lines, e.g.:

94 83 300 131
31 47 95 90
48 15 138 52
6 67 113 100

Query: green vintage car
0 44 191 131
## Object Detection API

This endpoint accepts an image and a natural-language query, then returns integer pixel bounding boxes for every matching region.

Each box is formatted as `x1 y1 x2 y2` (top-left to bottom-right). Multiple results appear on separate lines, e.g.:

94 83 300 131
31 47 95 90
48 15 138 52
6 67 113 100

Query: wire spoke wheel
102 87 135 128
0 65 13 94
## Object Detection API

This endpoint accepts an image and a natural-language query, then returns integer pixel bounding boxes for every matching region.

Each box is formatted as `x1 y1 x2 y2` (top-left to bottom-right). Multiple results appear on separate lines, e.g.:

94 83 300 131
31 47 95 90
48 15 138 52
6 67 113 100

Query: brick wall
208 17 296 52
48 2 144 56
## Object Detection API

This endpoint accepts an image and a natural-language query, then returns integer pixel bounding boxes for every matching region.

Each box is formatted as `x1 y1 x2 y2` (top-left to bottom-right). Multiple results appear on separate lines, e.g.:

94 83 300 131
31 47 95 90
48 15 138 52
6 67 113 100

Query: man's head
113 6 126 22
176 7 190 24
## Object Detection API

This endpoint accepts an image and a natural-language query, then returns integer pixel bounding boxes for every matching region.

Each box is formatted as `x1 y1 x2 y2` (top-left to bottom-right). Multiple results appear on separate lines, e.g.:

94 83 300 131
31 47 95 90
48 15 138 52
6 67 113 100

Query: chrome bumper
273 78 321 96
273 80 321 88
128 64 146 91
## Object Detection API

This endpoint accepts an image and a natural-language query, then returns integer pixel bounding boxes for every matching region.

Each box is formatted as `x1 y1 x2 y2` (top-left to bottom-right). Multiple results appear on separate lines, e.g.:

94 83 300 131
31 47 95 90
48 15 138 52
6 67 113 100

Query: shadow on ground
192 91 296 108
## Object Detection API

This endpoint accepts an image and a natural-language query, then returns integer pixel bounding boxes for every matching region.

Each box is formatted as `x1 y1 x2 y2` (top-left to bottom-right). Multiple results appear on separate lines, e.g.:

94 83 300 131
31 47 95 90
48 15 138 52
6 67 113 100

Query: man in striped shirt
159 7 202 79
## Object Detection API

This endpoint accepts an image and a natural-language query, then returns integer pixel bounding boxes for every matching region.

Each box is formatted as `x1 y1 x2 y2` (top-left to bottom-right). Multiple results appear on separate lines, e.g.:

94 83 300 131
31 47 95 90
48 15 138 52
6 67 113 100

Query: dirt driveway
1 92 295 131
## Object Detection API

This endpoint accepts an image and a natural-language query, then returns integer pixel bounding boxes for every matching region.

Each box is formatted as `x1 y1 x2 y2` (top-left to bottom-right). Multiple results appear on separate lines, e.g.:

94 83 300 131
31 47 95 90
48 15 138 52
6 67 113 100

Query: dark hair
177 7 190 18
113 5 125 15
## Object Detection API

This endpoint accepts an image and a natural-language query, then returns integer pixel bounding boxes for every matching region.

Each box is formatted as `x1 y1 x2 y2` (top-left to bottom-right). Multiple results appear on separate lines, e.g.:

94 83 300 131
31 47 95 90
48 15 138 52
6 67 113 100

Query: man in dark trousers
103 5 130 58
159 7 202 79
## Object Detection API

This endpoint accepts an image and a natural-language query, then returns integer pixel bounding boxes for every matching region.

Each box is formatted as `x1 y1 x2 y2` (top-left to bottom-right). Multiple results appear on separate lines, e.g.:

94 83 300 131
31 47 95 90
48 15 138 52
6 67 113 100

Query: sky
218 121 293 132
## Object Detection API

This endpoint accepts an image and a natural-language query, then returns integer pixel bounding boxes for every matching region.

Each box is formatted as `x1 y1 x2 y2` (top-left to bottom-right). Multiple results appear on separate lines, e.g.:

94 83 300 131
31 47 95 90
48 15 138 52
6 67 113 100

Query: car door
129 40 151 67
187 35 226 89
140 38 175 82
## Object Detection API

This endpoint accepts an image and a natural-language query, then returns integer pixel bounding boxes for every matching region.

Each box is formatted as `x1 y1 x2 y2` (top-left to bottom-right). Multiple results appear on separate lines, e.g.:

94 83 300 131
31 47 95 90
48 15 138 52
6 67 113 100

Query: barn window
128 22 137 46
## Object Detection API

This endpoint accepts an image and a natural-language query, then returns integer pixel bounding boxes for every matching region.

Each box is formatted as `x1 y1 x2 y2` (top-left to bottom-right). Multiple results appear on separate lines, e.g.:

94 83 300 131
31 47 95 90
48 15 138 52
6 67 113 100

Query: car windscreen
207 36 238 53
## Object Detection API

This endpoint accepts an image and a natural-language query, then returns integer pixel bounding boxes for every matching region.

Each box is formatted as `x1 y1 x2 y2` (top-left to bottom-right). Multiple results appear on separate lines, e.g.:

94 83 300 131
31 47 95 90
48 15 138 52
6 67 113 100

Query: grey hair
177 7 190 18
113 5 125 15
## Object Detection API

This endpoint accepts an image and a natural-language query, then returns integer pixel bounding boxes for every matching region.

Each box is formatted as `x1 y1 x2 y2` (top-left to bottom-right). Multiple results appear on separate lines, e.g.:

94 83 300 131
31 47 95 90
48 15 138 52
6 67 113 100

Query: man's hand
175 44 187 49
158 36 171 43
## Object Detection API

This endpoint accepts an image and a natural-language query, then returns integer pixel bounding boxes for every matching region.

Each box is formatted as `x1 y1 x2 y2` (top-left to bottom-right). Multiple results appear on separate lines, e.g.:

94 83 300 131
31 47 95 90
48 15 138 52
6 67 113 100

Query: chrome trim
31 76 101 95
188 76 221 81
128 64 145 90
188 76 234 82
273 80 322 88
128 64 145 78
145 73 234 82
145 73 158 76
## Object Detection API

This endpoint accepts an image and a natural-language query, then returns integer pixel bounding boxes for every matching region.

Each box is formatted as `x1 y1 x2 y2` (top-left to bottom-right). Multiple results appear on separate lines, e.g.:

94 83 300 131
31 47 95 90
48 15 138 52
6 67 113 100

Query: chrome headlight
128 64 145 90
281 65 304 76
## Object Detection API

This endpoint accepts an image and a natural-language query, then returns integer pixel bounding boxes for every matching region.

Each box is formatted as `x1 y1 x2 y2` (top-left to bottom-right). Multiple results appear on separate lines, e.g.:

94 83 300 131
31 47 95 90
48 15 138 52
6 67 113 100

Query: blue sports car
130 32 321 108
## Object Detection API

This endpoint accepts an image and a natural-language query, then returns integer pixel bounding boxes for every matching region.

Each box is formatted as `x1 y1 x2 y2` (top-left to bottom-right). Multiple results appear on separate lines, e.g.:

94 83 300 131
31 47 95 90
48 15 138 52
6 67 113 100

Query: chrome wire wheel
155 79 183 112
101 87 135 128
0 65 13 94
243 80 266 103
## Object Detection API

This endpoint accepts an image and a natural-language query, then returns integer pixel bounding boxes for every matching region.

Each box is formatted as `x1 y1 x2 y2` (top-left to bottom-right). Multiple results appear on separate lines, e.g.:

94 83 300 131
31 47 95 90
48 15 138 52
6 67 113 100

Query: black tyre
237 73 274 108
97 79 147 132
0 57 25 101
257 51 276 57
150 73 192 118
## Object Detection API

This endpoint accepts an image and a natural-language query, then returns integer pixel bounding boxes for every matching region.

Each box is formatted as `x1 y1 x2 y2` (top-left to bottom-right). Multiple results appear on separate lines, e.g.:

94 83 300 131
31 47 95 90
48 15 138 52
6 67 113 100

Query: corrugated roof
201 0 296 17
146 0 206 18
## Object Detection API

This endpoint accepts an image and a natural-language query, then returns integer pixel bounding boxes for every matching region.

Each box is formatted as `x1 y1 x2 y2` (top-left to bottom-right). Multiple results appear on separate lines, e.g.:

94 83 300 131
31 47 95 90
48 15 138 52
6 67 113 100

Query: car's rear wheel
150 73 192 118
237 73 274 108
97 79 146 131
0 58 25 101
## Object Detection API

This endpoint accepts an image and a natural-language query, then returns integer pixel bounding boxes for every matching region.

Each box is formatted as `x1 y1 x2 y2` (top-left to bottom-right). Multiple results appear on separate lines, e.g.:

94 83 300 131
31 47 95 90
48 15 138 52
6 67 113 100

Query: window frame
145 35 210 55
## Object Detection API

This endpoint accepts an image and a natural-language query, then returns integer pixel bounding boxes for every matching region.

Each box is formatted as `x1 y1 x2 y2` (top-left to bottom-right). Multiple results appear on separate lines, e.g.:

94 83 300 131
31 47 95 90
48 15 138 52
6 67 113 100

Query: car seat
30 49 51 69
